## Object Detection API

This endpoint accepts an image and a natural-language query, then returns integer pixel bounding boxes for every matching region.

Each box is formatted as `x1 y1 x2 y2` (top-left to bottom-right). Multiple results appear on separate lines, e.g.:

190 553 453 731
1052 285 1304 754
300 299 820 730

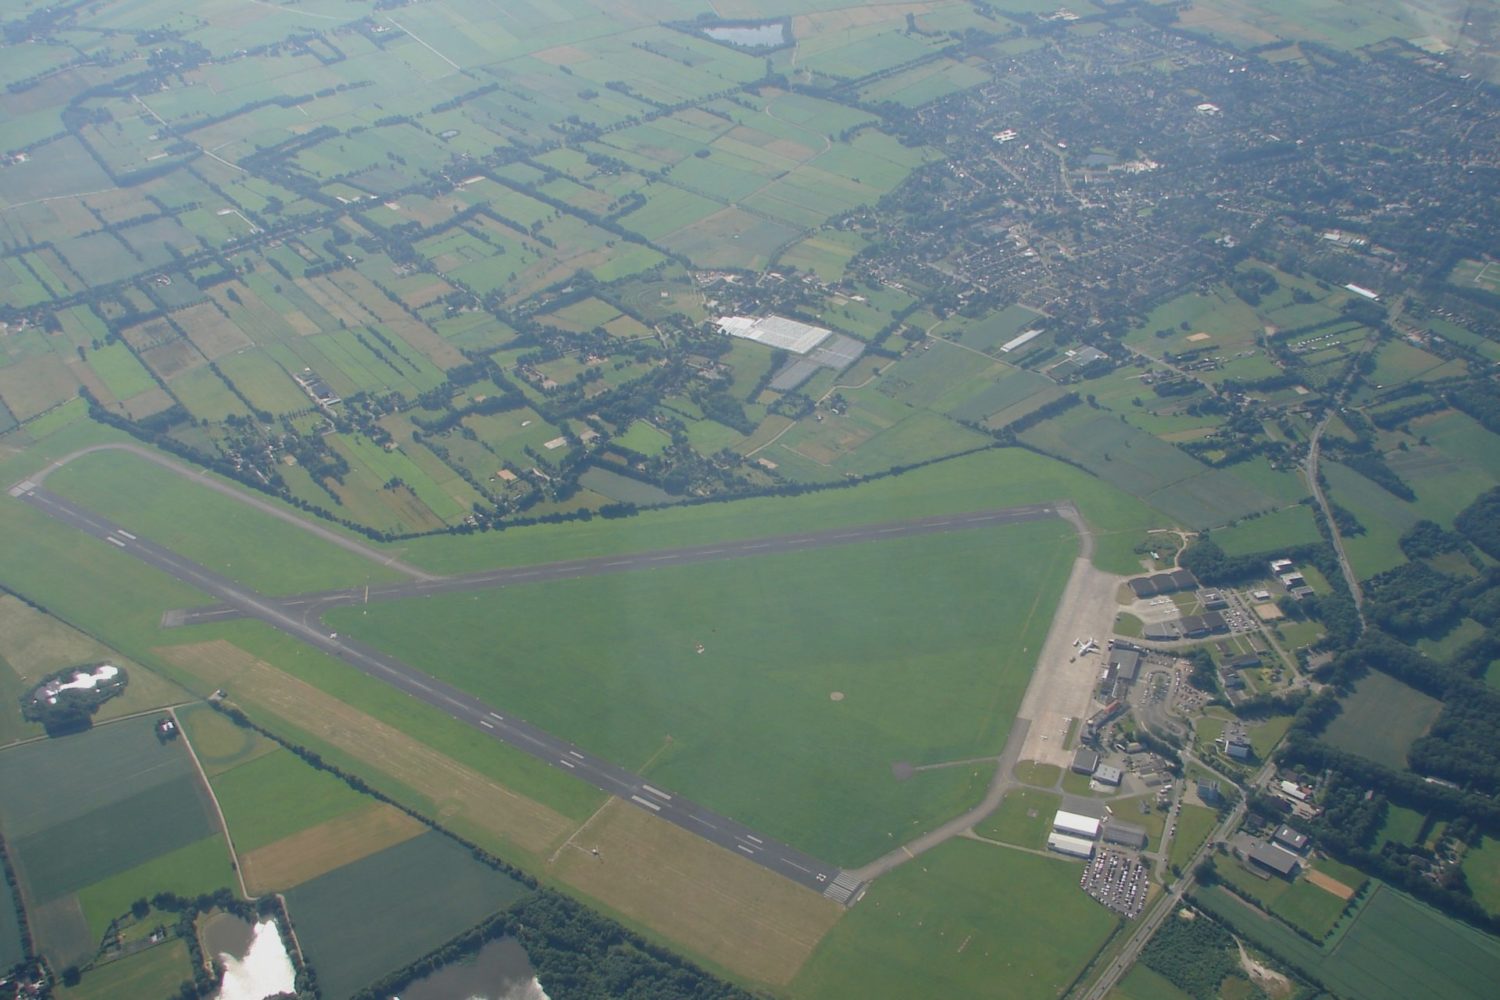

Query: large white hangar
717 314 867 392
717 315 833 354
1048 831 1096 859
1052 810 1102 839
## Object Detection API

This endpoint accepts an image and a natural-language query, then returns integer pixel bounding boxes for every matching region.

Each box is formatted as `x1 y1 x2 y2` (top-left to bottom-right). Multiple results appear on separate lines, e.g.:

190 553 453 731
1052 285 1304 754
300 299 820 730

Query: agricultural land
2 1 1500 998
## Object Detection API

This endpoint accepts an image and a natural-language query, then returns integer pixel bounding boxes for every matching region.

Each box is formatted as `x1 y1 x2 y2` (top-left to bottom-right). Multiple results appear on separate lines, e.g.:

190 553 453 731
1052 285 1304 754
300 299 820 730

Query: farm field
55 938 192 1000
329 520 1077 865
1211 505 1319 556
1198 882 1500 1000
0 717 231 968
285 831 531 1000
1322 672 1443 771
790 839 1117 1000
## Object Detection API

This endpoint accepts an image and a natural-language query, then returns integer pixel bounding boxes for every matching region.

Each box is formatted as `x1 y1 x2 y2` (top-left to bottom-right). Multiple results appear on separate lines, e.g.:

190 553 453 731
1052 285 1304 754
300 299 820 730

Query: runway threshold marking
736 844 756 855
641 784 671 800
117 529 136 539
559 758 577 769
629 794 661 812
567 750 584 760
107 537 125 547
480 719 494 729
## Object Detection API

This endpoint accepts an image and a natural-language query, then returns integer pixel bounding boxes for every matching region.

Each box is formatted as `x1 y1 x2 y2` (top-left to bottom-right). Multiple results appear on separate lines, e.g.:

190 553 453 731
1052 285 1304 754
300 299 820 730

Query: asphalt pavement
10 480 906 901
167 503 1059 626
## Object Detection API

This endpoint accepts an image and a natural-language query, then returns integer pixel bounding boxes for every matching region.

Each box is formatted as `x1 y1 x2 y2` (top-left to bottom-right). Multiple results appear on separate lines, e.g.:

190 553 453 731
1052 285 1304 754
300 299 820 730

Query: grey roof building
1102 822 1148 850
1248 842 1301 877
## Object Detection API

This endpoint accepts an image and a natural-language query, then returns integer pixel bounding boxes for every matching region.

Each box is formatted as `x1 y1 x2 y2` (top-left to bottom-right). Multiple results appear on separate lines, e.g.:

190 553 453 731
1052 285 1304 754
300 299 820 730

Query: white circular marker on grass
829 691 844 701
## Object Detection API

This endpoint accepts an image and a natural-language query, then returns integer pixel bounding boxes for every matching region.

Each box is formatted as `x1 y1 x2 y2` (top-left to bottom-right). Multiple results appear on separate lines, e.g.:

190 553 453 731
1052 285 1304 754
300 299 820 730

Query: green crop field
330 520 1075 865
1463 836 1500 916
74 835 234 943
1321 461 1421 579
790 839 1117 1000
1271 877 1349 939
285 831 531 1000
1323 672 1442 770
1198 882 1500 1000
209 749 370 853
1110 962 1193 1000
1212 505 1320 556
57 938 193 1000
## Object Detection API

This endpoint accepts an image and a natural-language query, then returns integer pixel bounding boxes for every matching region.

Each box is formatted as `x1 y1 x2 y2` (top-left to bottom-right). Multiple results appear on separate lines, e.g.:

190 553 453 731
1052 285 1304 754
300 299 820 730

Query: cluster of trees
20 664 127 737
1139 905 1244 1000
1455 487 1500 559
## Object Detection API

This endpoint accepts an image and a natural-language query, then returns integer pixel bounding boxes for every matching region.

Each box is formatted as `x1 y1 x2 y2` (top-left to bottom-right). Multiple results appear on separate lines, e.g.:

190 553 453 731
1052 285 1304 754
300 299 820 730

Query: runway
11 474 1060 903
165 503 1060 626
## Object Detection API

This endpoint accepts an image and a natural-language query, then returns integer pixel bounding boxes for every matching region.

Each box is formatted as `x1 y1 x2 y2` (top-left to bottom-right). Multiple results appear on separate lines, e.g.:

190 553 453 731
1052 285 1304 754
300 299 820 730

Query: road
1080 749 1277 1000
1304 414 1366 628
12 476 1064 905
19 443 435 580
9 481 860 901
166 503 1061 627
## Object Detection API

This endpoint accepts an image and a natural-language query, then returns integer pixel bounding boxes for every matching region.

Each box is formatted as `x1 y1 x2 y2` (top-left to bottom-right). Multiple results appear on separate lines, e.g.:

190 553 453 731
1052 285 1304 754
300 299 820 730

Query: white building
1053 810 1101 839
1048 831 1096 859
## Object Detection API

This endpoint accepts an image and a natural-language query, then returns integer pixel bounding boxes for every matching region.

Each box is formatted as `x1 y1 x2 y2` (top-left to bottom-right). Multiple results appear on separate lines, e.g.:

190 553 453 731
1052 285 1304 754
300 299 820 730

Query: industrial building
1101 822 1148 850
1108 648 1142 682
1248 842 1301 878
1072 748 1100 775
1053 810 1102 839
1094 764 1123 787
1126 568 1199 599
1048 831 1096 859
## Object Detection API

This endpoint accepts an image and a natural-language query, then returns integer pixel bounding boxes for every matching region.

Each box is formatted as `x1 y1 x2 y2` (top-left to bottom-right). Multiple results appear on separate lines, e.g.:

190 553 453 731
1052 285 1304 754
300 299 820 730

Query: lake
205 914 296 1000
399 937 548 1000
703 23 787 49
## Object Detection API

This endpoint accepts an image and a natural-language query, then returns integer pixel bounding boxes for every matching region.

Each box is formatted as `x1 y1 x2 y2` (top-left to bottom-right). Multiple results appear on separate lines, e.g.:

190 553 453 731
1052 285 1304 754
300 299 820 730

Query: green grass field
1271 877 1349 939
974 787 1061 849
396 447 1159 578
1463 836 1500 916
285 831 531 1000
1323 671 1442 771
1109 961 1193 1000
1211 505 1320 556
43 448 407 596
1198 882 1500 1000
56 938 193 1000
330 520 1076 865
790 839 1118 1000
1169 805 1218 873
74 835 234 943
209 749 371 853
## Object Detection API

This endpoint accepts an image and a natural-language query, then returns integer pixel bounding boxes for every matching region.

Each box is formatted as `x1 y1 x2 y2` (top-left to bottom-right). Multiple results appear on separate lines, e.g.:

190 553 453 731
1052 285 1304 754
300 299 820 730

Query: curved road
1305 414 1366 629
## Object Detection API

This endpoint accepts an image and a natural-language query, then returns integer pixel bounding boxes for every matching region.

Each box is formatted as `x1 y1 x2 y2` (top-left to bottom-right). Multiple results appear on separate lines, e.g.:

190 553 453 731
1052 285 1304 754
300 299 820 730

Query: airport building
1053 810 1102 839
1048 831 1096 859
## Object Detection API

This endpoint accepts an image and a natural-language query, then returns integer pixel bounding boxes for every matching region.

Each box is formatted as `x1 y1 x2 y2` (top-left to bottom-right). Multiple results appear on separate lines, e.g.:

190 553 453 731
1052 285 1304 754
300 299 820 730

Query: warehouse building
1248 842 1301 878
1053 810 1102 839
1102 822 1148 850
1047 831 1096 859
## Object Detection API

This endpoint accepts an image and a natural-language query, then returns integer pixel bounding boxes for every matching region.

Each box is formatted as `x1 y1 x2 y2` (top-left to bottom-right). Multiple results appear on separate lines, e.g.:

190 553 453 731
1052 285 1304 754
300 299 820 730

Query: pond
204 914 296 1000
702 22 787 49
400 937 548 1000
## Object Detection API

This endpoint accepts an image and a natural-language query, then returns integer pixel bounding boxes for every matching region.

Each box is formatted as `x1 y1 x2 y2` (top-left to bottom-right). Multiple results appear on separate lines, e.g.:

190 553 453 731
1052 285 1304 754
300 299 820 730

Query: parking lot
1081 849 1149 918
